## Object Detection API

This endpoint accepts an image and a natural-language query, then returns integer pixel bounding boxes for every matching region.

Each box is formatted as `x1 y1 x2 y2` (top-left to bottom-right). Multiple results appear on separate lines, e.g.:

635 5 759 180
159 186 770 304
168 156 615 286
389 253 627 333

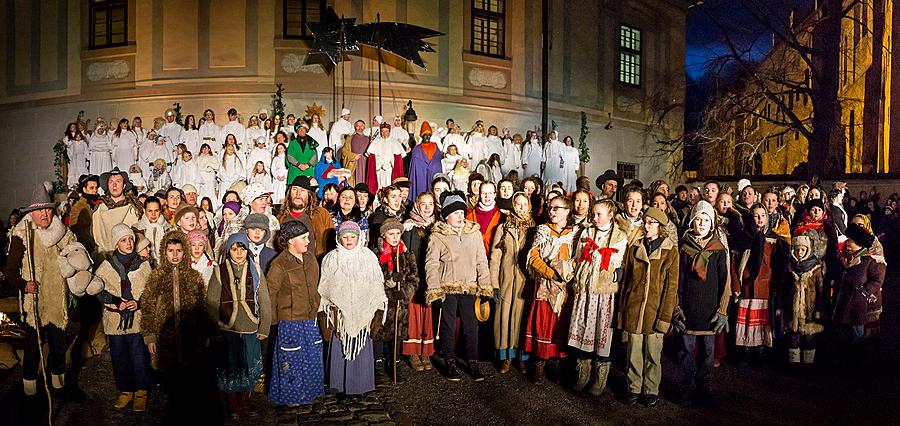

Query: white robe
65 139 89 187
502 140 523 176
88 133 113 175
158 122 183 156
484 135 505 162
270 154 288 205
148 170 172 194
217 154 244 196
245 127 266 158
111 131 139 170
329 118 353 151
140 143 172 180
448 170 470 192
442 153 462 174
466 132 487 166
390 126 410 151
132 128 147 147
541 138 565 187
129 172 147 193
180 128 201 157
199 122 221 153
308 126 328 161
249 171 273 192
245 147 273 178
196 154 219 204
219 120 247 152
560 145 580 193
443 133 467 159
522 139 544 179
173 158 201 188
366 136 406 190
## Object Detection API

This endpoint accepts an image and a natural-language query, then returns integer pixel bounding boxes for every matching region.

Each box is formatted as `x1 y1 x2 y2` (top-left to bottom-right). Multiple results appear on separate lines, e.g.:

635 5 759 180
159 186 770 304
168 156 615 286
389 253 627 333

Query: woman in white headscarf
541 131 565 189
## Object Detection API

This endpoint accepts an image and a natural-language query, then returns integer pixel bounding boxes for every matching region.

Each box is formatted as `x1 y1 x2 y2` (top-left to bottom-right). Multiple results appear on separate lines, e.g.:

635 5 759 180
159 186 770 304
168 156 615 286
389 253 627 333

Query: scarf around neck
681 233 724 281
379 240 407 273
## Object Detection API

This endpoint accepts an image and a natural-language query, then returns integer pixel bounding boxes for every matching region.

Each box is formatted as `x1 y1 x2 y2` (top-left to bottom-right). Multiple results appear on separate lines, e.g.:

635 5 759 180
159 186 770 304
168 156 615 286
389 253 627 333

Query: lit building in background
0 0 690 210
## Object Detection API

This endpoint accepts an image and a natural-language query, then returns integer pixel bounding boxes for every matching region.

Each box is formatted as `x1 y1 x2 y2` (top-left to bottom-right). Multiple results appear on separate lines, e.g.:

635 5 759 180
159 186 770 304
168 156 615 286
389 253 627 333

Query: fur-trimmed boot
23 379 38 396
588 361 611 396
802 349 816 364
573 359 591 392
788 348 801 364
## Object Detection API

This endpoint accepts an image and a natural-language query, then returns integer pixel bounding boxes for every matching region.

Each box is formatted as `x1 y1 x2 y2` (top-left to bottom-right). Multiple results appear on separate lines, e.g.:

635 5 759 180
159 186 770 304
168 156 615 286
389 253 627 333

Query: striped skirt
734 299 773 347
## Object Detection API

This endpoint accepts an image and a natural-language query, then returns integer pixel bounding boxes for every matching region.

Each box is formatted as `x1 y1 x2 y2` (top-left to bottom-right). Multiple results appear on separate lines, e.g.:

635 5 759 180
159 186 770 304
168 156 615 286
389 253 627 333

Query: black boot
374 358 390 386
468 360 485 382
443 357 462 382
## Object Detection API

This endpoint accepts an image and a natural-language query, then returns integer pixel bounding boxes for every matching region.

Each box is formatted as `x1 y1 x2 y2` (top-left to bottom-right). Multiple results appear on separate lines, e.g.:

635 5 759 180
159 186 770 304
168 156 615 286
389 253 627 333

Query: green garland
173 102 183 125
52 139 69 194
578 111 591 163
271 83 286 120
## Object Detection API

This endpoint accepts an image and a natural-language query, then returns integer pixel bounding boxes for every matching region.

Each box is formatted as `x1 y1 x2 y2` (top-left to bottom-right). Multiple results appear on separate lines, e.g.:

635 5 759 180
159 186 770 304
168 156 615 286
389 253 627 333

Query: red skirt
524 300 568 359
402 302 435 356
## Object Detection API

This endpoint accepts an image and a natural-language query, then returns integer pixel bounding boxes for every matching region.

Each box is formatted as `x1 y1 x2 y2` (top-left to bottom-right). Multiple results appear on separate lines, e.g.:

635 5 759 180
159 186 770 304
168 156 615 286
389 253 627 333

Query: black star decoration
306 7 443 69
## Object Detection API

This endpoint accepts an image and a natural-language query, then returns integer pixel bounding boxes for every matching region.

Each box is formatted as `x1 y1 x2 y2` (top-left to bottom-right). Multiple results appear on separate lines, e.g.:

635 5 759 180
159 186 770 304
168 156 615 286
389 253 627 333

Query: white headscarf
318 239 388 361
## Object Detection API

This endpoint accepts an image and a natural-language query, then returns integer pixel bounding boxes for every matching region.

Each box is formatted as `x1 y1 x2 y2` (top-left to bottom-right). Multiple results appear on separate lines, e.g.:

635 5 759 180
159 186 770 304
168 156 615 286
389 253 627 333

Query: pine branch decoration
271 83 286 120
578 111 591 163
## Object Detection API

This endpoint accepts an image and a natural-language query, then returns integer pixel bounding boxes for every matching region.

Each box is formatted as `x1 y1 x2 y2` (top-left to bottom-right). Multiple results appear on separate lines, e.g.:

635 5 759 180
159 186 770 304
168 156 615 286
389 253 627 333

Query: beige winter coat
490 222 532 350
95 257 152 336
425 220 491 303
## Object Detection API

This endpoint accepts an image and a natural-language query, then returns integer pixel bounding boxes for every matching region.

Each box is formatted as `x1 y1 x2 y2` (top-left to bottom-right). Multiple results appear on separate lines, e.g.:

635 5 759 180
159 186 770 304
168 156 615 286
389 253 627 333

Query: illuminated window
472 0 505 57
618 25 641 86
90 0 127 49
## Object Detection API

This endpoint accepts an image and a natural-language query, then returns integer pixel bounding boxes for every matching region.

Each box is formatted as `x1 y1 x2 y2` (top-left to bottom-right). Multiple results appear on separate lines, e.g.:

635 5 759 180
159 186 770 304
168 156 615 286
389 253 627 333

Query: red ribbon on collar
578 238 618 272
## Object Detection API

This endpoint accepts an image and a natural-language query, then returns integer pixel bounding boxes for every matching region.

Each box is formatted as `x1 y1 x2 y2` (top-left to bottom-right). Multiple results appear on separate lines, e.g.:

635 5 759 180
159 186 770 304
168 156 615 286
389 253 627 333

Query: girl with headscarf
490 192 536 374
401 193 438 370
207 232 271 417
372 218 419 380
785 235 825 365
315 147 347 199
525 194 576 382
568 198 627 395
733 203 788 366
215 201 243 258
319 221 388 397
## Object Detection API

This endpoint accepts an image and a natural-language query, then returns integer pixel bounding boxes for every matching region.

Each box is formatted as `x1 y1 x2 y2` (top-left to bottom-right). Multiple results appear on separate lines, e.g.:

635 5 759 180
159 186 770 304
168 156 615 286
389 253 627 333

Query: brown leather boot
499 359 512 374
114 392 133 409
132 390 148 412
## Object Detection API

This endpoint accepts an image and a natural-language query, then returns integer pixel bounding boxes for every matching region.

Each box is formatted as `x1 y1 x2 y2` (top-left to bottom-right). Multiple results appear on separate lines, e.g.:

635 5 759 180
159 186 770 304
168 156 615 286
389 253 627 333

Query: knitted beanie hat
338 221 361 239
441 191 467 219
187 229 208 243
688 200 716 228
281 220 309 241
111 223 135 246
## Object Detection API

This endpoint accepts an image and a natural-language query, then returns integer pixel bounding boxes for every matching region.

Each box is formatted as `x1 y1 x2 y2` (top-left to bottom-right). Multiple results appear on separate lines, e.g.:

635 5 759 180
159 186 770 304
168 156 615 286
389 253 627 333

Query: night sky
686 0 814 79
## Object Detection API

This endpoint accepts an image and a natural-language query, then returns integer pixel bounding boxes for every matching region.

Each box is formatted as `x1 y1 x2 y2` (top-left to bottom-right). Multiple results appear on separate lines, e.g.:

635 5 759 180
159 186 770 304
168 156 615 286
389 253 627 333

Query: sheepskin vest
14 217 76 330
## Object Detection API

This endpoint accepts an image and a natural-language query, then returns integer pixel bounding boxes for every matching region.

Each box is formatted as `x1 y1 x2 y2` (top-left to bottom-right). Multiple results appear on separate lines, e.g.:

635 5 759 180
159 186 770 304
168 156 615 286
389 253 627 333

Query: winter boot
533 360 546 384
802 349 816 364
114 392 134 409
573 358 591 392
422 355 433 371
588 361 611 397
22 379 38 396
50 373 65 390
444 357 462 381
374 358 390 386
468 360 485 382
409 355 424 371
498 359 512 374
132 390 148 413
788 348 801 364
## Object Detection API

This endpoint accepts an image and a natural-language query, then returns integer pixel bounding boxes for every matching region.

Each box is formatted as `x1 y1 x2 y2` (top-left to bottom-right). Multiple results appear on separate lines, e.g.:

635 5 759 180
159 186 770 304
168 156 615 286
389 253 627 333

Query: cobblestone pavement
1 269 899 424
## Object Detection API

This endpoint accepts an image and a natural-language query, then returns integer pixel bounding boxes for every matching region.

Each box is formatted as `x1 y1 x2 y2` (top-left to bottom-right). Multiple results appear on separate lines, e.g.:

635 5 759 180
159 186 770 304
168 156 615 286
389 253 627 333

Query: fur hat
792 235 812 261
174 205 199 226
66 270 94 298
441 191 467 219
845 223 875 249
737 179 752 192
644 207 669 227
111 223 135 248
281 220 310 241
380 218 403 236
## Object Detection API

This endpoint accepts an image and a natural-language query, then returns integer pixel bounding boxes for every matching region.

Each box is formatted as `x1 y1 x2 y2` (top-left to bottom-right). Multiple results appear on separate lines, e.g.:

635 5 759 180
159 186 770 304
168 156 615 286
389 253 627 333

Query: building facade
0 0 689 212
700 0 897 179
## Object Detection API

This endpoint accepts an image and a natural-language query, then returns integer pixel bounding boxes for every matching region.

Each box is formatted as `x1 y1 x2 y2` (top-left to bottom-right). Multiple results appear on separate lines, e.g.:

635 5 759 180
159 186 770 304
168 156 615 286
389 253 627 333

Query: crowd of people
2 105 893 420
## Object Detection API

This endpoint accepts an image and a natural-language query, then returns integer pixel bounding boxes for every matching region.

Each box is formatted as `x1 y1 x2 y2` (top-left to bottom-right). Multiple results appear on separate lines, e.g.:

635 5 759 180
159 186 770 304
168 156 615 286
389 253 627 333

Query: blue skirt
268 320 324 405
327 336 375 395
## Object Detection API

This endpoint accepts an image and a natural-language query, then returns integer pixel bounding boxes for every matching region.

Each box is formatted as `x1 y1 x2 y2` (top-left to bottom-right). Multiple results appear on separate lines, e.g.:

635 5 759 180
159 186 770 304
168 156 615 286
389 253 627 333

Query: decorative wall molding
86 60 130 82
468 68 507 89
280 53 325 74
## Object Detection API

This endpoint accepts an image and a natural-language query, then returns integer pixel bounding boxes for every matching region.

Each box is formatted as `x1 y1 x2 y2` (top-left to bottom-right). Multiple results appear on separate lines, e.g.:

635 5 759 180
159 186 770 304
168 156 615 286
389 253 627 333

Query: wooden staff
26 221 53 424
392 299 400 384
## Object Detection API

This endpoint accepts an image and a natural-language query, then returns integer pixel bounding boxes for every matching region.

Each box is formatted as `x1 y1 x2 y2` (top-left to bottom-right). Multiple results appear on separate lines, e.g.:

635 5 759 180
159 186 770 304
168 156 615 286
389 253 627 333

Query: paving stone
357 409 391 422
322 410 354 422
